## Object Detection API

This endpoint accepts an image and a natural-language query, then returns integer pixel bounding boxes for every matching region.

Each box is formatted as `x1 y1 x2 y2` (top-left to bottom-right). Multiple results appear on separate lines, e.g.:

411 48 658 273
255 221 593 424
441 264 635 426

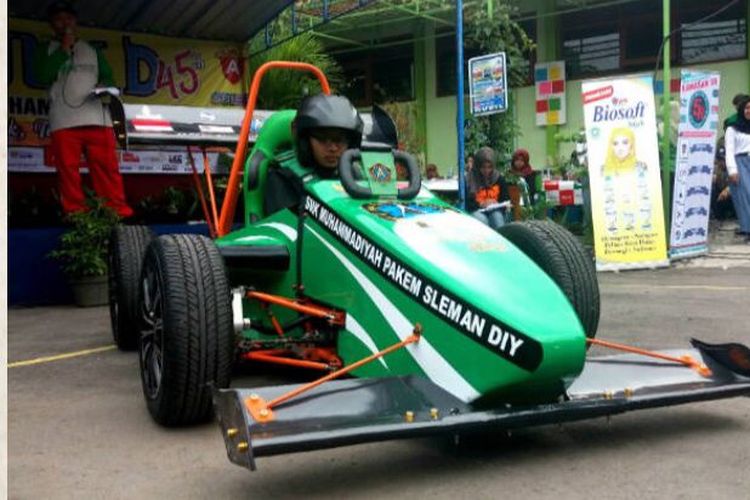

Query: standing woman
725 95 750 242
467 147 509 230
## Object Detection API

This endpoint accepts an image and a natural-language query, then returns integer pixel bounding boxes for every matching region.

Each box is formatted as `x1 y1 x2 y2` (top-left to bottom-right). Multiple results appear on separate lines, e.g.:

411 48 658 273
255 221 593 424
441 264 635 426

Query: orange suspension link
242 351 330 371
247 291 345 325
587 337 712 377
245 326 422 423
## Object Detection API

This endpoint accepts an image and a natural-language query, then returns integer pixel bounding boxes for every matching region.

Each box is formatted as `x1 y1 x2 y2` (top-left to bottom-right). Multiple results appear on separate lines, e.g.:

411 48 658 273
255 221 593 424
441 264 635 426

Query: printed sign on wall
468 52 508 117
669 70 721 259
582 74 669 271
535 61 566 126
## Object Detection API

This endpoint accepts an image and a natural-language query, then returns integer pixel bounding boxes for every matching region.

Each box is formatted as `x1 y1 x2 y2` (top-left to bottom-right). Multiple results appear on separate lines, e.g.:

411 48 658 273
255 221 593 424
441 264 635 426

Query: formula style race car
108 62 750 472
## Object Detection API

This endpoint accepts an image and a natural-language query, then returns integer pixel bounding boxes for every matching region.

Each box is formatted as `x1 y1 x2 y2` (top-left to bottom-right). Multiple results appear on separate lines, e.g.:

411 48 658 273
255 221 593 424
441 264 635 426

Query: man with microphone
33 1 133 218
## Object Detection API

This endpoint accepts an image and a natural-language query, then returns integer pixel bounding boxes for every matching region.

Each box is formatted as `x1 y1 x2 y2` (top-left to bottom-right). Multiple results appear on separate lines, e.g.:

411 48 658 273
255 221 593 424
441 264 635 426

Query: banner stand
581 74 670 272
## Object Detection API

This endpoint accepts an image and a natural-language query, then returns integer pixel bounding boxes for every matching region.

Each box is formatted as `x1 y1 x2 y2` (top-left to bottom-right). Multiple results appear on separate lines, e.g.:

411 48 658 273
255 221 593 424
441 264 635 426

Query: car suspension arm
244 325 422 423
587 337 711 377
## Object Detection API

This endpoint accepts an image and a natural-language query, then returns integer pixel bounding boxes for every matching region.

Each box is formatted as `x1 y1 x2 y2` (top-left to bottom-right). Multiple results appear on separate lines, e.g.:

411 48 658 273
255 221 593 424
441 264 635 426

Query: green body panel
219 110 587 404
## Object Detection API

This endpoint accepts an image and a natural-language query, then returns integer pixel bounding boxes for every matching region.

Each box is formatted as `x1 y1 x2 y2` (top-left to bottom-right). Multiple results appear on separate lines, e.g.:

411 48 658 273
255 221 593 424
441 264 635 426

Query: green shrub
50 198 120 278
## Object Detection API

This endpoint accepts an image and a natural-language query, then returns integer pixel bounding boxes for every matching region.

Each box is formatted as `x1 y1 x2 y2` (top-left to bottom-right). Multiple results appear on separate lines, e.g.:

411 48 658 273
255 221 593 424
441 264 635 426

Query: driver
264 93 364 215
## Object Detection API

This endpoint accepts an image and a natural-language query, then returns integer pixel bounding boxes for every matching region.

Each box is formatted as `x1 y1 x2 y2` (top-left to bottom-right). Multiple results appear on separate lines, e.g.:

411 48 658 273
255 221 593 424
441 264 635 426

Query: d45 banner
8 18 248 147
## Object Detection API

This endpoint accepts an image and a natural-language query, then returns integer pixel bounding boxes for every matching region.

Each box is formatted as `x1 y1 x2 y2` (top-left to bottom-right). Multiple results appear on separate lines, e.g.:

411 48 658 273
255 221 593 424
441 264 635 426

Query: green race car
107 62 750 472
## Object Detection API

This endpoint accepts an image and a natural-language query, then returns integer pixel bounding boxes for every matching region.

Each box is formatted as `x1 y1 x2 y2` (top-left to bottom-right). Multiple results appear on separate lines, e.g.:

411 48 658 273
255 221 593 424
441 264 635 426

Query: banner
8 19 247 148
8 146 222 175
468 52 508 116
669 70 721 259
535 61 566 126
582 75 669 271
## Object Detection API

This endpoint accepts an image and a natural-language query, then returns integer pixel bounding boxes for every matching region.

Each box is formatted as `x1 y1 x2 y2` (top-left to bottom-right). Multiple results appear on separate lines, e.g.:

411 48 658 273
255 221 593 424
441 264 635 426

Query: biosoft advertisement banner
8 19 247 148
669 70 721 259
582 75 669 271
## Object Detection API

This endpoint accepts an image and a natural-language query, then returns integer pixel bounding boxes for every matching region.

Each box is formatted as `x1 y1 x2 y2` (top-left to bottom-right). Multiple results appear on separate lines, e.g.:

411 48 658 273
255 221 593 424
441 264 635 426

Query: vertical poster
669 70 721 259
582 75 669 271
535 61 566 126
468 52 508 117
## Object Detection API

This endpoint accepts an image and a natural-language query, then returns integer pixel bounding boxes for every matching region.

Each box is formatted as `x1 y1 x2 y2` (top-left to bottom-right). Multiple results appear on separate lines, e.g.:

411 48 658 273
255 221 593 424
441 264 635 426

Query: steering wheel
339 148 421 200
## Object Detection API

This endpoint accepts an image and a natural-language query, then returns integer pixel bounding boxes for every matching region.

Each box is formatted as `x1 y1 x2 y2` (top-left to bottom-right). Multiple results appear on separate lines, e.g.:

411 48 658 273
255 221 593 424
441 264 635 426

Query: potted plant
50 197 120 306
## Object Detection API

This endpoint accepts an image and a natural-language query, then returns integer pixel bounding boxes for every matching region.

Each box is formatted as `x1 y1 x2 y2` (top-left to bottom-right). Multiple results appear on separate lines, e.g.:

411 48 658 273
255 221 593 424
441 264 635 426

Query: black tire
498 220 600 340
109 225 154 350
138 234 234 426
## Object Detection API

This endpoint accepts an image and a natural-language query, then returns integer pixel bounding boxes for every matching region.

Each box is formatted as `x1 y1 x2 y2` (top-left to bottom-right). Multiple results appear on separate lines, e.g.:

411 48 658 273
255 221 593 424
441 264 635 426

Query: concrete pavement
8 264 750 499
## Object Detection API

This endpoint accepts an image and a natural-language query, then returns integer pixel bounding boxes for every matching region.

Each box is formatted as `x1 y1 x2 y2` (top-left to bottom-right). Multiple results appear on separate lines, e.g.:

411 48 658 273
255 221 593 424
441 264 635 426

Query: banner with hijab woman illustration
582 75 669 271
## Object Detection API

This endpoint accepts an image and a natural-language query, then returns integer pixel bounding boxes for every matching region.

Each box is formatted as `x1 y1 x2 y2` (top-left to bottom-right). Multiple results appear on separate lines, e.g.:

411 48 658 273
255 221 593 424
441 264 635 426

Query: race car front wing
214 343 750 471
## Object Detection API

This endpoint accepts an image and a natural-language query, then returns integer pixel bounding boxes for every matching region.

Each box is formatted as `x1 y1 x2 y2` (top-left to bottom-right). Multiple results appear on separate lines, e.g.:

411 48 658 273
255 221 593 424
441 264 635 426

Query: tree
246 31 344 109
463 0 535 164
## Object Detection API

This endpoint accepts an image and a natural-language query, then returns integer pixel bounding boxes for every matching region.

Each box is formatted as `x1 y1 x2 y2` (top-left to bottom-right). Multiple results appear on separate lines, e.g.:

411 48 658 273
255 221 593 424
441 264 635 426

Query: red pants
51 126 134 217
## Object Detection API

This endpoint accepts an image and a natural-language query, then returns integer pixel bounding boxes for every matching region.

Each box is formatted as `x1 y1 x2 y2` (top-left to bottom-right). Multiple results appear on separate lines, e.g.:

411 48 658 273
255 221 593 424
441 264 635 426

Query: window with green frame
334 40 415 106
561 0 747 78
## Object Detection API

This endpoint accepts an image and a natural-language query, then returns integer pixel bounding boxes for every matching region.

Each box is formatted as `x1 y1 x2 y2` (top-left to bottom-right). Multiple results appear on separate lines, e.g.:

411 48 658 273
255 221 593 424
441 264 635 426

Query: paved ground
8 243 750 499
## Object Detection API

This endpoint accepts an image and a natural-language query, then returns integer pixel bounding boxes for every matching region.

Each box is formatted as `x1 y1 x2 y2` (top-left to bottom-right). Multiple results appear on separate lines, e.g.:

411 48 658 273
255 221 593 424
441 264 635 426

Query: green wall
419 4 749 176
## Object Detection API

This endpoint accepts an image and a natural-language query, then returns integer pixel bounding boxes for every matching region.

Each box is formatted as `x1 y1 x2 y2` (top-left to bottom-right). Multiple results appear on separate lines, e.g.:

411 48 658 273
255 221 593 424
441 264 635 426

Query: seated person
467 147 509 230
264 94 364 216
425 163 442 180
510 148 539 202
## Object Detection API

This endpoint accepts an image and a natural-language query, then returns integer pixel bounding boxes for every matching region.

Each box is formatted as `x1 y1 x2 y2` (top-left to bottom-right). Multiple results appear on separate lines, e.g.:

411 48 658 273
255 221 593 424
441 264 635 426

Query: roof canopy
9 0 295 42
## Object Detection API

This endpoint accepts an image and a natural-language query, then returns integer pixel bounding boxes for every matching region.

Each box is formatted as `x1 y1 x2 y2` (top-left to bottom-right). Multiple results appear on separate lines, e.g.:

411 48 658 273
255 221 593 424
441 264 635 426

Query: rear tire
109 225 154 350
138 234 234 426
498 220 600 340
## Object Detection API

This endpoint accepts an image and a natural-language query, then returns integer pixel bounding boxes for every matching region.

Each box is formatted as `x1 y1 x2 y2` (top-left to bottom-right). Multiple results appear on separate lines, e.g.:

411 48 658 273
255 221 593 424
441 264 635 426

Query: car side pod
213 340 750 471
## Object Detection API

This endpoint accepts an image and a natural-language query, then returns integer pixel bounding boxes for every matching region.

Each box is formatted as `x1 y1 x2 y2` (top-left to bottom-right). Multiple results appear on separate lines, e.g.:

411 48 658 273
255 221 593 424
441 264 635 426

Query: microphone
63 26 75 54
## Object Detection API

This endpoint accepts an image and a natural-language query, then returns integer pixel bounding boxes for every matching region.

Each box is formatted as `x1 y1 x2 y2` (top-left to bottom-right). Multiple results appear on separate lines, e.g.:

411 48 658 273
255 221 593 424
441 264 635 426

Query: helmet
294 94 363 168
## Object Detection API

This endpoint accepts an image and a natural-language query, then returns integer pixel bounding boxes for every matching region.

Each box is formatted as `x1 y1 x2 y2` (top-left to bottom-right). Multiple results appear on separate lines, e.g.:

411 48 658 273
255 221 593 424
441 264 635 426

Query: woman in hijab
467 146 508 230
599 127 651 234
510 149 539 201
725 95 750 242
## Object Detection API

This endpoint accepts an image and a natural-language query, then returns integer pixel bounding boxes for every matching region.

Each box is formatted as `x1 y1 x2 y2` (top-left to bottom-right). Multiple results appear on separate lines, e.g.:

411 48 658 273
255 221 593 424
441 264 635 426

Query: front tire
109 225 154 350
138 234 234 426
499 220 600 340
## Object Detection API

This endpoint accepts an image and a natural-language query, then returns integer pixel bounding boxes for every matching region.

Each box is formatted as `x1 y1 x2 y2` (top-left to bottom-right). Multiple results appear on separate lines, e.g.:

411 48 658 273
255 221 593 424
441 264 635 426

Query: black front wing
214 346 750 470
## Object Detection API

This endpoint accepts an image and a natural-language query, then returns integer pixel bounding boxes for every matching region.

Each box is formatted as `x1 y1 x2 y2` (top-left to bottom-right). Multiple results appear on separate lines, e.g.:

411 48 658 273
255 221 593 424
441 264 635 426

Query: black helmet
294 94 363 167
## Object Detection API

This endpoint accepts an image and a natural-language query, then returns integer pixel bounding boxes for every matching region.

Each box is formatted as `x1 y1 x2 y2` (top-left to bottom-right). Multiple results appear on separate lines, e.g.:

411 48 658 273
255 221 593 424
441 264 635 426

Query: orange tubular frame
186 146 217 238
202 146 220 232
217 61 331 237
